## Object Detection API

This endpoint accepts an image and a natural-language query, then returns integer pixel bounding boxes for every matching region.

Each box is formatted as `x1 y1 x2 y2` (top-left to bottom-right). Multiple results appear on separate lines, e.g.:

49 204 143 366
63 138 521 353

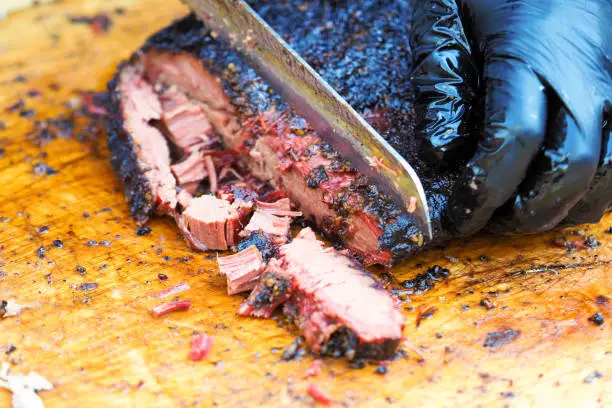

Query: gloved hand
410 0 611 235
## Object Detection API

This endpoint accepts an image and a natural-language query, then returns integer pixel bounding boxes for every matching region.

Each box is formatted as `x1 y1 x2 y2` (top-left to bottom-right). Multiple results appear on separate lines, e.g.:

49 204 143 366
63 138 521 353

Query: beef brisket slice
241 228 405 360
107 1 458 264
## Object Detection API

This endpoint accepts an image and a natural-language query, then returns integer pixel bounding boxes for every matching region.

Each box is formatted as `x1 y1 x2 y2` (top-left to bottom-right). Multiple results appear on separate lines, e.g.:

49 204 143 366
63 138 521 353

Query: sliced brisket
240 228 405 360
107 2 455 264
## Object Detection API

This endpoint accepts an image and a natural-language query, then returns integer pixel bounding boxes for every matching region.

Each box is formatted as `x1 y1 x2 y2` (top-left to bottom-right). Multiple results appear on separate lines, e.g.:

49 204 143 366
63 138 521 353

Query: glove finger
491 103 602 233
410 0 478 164
563 104 611 225
447 58 547 236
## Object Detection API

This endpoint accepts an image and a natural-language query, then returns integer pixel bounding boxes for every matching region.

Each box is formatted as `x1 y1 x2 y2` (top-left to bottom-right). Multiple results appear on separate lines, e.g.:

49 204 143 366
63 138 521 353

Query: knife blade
185 0 433 241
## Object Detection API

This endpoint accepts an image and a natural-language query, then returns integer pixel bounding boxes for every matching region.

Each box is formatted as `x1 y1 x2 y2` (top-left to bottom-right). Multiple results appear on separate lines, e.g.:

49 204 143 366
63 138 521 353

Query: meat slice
108 64 177 222
282 228 405 360
240 198 302 245
180 195 252 250
217 245 265 295
240 228 405 360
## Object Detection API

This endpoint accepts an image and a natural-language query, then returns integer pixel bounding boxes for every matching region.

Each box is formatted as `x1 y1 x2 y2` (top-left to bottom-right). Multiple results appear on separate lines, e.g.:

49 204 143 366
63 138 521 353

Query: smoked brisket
107 0 458 266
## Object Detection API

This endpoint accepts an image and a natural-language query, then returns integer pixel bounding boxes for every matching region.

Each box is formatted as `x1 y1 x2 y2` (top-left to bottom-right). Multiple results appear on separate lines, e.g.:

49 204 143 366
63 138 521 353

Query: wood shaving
0 363 53 408
1 300 29 318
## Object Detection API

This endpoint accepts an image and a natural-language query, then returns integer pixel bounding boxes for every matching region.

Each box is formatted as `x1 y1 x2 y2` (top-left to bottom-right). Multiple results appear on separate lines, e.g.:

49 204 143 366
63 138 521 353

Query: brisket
107 0 458 266
240 228 405 360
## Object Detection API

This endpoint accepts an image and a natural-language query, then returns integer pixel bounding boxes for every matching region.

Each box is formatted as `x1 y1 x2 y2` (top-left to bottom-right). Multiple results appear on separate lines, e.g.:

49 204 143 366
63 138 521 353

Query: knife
185 0 433 241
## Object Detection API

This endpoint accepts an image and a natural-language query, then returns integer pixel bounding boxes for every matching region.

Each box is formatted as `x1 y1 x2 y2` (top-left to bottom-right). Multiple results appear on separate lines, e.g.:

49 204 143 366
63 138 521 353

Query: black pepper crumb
349 359 366 369
401 265 450 294
479 255 489 261
86 240 98 247
163 256 172 261
606 227 612 234
158 273 168 281
136 226 152 236
19 109 35 118
595 295 608 305
101 240 112 246
37 225 49 234
5 100 25 113
52 239 63 248
76 265 86 275
588 312 604 326
375 365 388 375
36 246 45 258
281 337 306 361
500 392 515 398
5 345 16 355
83 212 90 219
483 329 521 349
27 89 41 98
583 371 603 384
480 298 496 310
32 162 58 176
435 333 442 339
76 282 98 291
584 235 600 249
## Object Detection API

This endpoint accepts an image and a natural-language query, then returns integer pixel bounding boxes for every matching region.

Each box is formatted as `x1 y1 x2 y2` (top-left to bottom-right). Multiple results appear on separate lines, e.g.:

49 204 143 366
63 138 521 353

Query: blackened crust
322 327 400 361
107 63 154 224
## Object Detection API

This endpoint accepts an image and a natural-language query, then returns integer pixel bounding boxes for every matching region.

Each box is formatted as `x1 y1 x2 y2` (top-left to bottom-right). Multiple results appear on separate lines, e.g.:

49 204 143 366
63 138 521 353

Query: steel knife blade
185 0 433 240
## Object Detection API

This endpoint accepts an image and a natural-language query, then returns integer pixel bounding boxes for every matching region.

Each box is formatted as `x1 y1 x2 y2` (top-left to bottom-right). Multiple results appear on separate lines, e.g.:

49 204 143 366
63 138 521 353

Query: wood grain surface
0 1 610 407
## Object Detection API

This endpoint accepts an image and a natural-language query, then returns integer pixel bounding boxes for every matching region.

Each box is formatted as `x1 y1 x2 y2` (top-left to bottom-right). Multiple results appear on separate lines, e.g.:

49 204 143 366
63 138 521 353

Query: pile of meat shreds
107 1 457 362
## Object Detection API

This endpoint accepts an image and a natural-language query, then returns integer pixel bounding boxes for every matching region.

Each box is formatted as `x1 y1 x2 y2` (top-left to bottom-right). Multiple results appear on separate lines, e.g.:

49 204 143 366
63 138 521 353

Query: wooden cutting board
0 1 610 406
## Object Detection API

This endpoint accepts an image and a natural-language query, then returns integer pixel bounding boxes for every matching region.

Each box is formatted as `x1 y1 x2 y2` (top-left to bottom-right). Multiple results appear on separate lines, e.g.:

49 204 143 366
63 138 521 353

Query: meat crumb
583 371 603 384
151 300 192 317
32 162 58 176
401 265 450 294
76 283 98 291
304 360 323 378
150 282 190 299
483 330 521 349
68 13 113 34
480 298 496 310
416 305 438 327
307 383 332 406
188 333 214 361
375 365 389 375
136 226 152 236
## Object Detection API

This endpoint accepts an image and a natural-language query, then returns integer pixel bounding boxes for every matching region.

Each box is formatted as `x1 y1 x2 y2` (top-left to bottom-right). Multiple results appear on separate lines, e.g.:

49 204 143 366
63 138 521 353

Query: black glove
410 0 612 235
